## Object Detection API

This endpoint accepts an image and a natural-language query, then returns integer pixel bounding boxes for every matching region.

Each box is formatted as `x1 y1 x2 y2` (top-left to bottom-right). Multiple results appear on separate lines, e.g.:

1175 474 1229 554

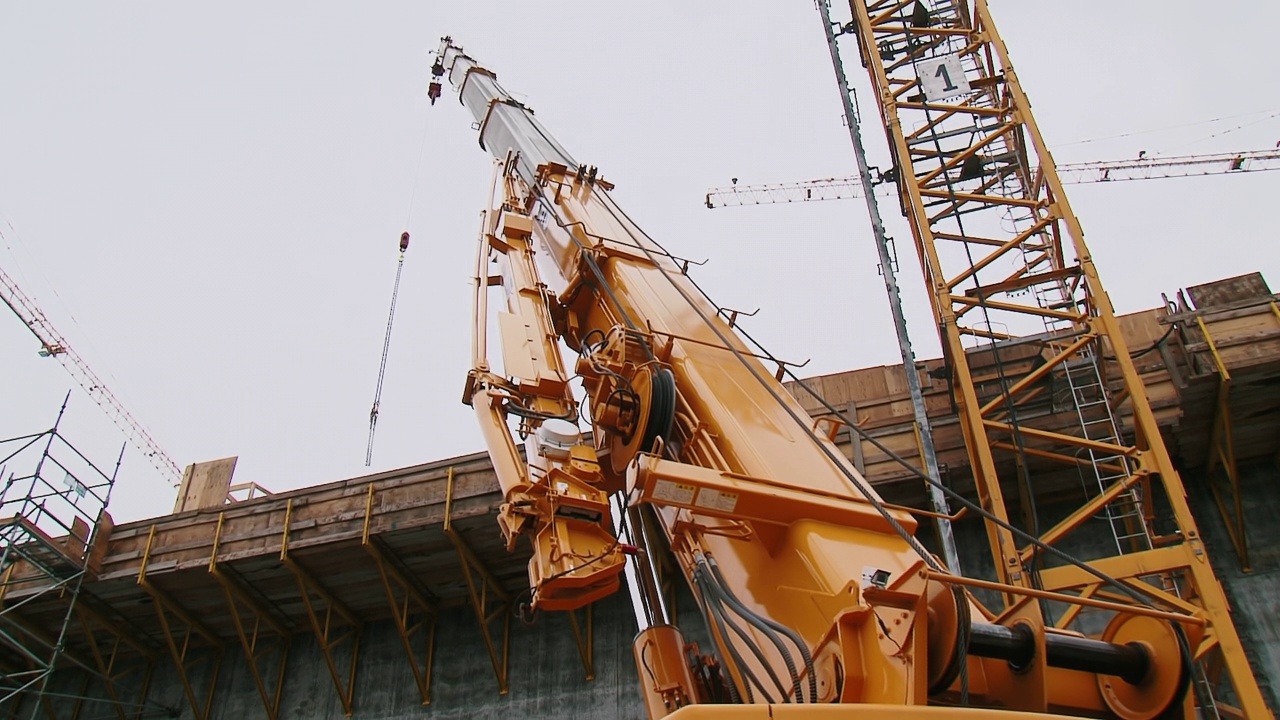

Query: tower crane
431 0 1269 710
0 264 181 486
704 148 1280 208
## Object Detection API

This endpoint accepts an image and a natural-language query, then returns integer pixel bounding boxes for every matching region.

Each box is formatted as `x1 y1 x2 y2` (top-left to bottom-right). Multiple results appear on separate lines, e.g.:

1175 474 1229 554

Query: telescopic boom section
436 35 1197 720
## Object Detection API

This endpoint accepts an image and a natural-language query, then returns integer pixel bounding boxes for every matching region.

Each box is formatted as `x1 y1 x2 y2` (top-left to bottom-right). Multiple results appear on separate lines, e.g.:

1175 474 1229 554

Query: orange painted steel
434 1 1245 711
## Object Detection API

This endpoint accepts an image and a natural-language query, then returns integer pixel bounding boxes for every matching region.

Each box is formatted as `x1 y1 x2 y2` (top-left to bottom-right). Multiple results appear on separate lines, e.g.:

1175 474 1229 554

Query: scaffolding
0 394 121 719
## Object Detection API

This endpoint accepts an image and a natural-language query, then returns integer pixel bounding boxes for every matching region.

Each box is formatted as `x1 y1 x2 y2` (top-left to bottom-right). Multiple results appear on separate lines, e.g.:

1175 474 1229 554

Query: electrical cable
1055 107 1280 148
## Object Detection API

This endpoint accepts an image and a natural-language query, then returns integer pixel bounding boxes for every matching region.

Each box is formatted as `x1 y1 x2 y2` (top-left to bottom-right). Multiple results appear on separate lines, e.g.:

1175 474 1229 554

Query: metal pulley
427 42 447 105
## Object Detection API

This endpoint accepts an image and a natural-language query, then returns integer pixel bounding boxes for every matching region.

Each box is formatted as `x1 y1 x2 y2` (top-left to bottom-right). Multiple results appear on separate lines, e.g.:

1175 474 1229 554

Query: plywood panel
173 456 238 513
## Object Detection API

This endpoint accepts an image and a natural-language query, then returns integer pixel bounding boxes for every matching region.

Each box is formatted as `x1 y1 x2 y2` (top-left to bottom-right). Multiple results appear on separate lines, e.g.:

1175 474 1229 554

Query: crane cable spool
365 232 410 466
608 365 675 475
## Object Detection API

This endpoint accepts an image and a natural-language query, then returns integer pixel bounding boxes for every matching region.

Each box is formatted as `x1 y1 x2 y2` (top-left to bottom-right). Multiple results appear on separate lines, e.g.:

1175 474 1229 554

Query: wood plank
173 456 238 513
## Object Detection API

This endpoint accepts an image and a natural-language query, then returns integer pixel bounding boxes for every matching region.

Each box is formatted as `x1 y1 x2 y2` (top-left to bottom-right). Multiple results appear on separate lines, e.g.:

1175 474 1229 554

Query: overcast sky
2 2 1277 523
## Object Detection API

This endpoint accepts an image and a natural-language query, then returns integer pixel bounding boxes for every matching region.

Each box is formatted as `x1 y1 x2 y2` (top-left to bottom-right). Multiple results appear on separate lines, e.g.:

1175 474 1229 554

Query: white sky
2 2 1277 523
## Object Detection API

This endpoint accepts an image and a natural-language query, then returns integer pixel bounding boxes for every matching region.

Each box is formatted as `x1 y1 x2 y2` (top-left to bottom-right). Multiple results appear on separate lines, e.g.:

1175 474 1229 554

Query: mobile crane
431 0 1269 716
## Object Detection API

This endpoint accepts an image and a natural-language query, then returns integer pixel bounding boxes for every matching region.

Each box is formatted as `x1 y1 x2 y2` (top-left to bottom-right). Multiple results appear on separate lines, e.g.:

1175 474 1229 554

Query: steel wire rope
510 74 1192 704
365 106 436 466
525 176 849 703
588 184 942 570
589 170 967 699
879 1 1072 598
402 104 435 228
585 138 1197 704
901 24 1052 603
365 246 406 466
625 242 1196 680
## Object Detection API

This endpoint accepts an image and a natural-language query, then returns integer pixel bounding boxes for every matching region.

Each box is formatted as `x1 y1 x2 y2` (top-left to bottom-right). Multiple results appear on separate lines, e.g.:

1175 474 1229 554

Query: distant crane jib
0 265 181 484
705 147 1280 208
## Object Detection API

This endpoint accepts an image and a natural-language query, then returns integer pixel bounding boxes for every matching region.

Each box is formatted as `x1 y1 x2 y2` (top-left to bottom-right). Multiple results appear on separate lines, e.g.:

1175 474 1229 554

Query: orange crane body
434 18 1220 716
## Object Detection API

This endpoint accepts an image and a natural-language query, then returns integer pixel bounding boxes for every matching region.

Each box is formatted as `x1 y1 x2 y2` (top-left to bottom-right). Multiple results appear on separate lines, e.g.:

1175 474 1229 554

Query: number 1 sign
916 54 970 102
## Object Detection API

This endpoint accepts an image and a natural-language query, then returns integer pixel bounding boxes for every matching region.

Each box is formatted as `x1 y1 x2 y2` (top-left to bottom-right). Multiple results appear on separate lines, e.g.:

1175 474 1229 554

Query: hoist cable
404 111 433 228
364 99 433 467
365 242 407 466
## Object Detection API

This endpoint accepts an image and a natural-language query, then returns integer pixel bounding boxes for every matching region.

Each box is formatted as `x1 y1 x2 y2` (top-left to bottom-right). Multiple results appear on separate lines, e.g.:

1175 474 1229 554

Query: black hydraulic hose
697 567 788 702
706 557 817 703
693 568 773 703
695 571 757 703
697 562 802 702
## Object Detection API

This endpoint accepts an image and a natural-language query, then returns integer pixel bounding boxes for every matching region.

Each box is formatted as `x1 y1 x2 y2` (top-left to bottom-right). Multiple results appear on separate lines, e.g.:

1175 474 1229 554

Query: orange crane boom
432 8 1245 711
0 264 181 485
704 148 1280 208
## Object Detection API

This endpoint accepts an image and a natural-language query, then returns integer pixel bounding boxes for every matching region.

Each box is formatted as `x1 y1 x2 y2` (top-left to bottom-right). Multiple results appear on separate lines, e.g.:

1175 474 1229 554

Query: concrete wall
1188 460 1280 709
12 465 1279 718
16 592 651 720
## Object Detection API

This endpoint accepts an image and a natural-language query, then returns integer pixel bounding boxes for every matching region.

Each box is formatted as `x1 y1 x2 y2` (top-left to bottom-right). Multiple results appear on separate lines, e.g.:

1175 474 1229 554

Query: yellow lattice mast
839 0 1267 715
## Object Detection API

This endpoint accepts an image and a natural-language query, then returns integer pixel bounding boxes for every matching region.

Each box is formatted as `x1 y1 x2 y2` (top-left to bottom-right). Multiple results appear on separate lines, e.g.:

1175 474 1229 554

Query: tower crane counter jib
435 28 1206 720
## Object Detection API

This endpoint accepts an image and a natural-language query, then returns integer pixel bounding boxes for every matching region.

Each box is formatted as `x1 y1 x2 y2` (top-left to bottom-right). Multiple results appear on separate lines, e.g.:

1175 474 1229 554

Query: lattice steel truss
837 0 1269 716
0 396 123 718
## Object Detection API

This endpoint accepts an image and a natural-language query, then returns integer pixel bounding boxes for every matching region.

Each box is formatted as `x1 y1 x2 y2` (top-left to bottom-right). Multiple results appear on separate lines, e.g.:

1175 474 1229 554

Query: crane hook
399 231 410 253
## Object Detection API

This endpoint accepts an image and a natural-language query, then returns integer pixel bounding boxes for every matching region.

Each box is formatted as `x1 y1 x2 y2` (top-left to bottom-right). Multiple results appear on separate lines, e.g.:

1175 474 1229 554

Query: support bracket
74 604 158 720
566 603 595 681
1197 316 1249 571
281 499 362 716
444 468 511 695
138 526 222 720
210 513 291 720
362 485 438 705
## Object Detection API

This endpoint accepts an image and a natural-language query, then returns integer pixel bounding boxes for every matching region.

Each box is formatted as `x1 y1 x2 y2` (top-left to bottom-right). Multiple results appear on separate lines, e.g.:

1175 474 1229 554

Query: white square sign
916 54 971 102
